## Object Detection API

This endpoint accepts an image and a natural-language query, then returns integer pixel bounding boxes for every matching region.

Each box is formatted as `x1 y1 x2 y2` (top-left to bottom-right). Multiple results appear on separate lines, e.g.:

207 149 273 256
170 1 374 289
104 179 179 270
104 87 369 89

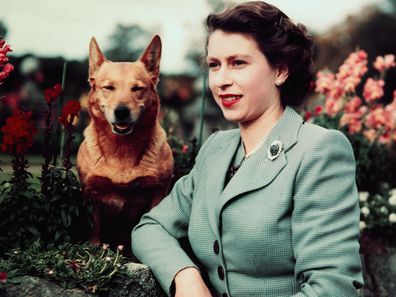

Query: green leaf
54 231 62 242
25 226 40 236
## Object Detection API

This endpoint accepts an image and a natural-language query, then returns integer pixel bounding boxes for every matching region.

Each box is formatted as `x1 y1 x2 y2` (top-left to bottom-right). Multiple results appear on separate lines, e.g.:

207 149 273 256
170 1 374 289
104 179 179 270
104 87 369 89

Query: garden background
1 0 396 296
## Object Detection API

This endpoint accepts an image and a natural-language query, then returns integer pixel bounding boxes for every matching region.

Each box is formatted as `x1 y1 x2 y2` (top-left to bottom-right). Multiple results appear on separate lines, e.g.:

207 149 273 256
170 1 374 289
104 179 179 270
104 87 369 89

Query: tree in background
315 5 396 73
104 24 152 62
207 0 227 13
0 21 7 39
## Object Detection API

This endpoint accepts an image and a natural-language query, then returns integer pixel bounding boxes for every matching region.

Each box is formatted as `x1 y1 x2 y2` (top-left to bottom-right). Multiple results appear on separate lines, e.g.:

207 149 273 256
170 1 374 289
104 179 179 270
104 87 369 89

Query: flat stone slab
0 262 166 297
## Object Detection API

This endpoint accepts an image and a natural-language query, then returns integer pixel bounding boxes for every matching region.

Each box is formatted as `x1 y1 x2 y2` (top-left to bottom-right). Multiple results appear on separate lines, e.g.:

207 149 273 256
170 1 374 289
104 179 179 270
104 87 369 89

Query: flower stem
10 154 29 194
41 102 53 195
53 62 67 167
63 116 75 171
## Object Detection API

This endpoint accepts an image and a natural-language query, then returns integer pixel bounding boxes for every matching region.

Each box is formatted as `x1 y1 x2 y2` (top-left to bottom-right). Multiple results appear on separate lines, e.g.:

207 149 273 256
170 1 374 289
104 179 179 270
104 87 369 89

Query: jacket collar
204 106 304 226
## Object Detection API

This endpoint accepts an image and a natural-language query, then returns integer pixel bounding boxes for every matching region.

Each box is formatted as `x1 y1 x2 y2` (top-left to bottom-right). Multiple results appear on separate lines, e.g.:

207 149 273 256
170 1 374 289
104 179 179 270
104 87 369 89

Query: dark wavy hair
206 1 314 107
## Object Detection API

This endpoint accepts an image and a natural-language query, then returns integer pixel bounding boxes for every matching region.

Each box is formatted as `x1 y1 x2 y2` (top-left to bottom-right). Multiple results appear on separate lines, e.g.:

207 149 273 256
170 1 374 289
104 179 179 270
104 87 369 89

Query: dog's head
88 35 162 135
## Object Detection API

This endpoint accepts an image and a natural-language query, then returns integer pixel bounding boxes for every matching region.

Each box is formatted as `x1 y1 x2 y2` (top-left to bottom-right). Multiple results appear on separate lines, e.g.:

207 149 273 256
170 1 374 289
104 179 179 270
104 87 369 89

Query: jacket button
217 265 225 280
213 240 219 254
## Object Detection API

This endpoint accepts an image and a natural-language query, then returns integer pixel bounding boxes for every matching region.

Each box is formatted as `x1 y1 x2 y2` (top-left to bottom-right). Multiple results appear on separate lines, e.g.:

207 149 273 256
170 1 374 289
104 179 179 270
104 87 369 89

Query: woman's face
207 30 286 124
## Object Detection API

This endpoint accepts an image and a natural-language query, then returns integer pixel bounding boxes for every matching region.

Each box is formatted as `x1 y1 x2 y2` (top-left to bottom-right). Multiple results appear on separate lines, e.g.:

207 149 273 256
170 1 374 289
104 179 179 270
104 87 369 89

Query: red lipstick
219 94 243 108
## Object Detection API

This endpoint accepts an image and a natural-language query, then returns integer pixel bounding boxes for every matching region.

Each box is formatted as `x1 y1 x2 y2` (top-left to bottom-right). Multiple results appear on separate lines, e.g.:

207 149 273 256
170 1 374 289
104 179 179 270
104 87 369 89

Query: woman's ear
275 65 289 86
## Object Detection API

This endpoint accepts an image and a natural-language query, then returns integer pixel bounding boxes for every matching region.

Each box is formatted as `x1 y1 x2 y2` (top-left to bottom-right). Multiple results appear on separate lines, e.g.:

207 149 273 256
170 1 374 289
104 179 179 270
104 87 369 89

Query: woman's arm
173 267 212 297
131 133 217 296
291 129 364 297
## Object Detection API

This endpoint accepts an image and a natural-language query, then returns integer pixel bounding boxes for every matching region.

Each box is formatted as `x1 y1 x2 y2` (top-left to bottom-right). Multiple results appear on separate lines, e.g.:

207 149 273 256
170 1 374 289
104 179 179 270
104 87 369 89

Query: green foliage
0 178 40 255
0 167 91 256
167 135 198 188
39 167 92 245
359 185 396 231
309 112 341 130
348 134 396 192
0 240 127 294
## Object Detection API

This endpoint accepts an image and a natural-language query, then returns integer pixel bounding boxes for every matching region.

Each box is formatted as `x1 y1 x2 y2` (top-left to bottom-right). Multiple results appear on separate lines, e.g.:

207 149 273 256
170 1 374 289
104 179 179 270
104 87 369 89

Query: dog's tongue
115 123 129 130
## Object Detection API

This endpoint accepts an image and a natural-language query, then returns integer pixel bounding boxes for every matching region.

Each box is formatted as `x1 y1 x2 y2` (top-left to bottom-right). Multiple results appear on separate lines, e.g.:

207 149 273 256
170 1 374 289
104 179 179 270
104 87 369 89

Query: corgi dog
77 35 173 246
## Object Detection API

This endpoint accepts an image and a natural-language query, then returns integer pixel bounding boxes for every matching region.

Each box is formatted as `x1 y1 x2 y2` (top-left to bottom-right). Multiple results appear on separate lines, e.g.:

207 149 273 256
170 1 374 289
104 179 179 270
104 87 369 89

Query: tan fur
77 35 173 245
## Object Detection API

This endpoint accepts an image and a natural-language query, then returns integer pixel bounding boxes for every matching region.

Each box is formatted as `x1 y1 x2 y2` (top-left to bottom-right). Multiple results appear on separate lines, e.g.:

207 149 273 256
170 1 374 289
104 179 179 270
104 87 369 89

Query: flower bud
361 206 370 216
389 213 396 223
359 191 369 202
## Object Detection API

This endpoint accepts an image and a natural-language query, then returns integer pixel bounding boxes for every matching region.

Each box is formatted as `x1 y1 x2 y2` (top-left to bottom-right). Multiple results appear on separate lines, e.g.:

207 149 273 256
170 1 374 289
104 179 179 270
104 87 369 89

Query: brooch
267 140 283 161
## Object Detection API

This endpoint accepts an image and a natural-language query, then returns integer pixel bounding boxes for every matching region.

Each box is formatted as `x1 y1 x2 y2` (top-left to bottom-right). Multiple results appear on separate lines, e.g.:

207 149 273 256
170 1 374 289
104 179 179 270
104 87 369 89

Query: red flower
314 105 323 115
1 110 36 155
59 100 81 127
44 83 62 103
373 54 395 72
0 39 14 84
363 78 385 102
181 144 189 154
0 39 12 65
0 271 6 284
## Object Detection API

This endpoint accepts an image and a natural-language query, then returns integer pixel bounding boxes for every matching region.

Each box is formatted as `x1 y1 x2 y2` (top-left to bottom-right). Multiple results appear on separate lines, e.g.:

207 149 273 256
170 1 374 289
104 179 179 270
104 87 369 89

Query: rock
109 263 166 297
362 248 396 297
0 262 166 297
2 276 92 297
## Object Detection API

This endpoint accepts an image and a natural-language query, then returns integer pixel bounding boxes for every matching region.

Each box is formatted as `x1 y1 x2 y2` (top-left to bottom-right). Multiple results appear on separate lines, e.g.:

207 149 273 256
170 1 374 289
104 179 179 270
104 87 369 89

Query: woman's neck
239 104 284 157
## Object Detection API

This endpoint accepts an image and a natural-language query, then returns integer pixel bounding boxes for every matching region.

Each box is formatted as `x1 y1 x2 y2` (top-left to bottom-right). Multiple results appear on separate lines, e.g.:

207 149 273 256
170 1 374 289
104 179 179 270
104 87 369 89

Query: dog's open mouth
112 122 134 135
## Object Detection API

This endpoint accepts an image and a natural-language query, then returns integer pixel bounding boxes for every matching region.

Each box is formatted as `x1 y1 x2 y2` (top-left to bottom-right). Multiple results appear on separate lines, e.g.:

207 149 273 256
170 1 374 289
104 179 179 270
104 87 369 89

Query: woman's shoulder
203 129 239 148
211 128 240 142
195 129 239 160
297 122 353 154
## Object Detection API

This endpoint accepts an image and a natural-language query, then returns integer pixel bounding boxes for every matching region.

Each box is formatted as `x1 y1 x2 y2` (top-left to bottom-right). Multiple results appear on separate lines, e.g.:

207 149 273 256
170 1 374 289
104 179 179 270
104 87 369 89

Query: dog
77 35 174 247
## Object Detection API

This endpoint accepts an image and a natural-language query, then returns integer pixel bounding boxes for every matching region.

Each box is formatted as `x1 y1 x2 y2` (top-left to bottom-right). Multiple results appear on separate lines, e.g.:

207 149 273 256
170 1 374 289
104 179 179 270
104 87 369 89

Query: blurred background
1 0 396 151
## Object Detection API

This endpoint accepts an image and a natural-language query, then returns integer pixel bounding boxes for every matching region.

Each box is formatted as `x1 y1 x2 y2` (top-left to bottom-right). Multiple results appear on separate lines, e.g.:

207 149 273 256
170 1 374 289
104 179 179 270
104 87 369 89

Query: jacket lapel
215 106 304 220
204 129 240 235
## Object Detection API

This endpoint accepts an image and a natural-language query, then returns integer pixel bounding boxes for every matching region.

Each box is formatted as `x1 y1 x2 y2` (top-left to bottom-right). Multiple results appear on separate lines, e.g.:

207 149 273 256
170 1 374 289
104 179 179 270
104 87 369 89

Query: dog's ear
140 35 161 85
89 37 106 86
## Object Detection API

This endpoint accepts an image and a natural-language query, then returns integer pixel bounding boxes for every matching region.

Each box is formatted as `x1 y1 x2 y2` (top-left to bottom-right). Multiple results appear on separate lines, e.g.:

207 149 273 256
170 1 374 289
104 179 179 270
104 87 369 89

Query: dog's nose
114 105 131 121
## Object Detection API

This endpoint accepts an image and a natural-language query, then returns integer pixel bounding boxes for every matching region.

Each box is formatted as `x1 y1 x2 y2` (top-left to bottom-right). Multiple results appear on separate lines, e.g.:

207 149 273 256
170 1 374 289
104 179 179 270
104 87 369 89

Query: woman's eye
131 86 145 92
208 62 219 69
102 85 115 91
232 60 246 66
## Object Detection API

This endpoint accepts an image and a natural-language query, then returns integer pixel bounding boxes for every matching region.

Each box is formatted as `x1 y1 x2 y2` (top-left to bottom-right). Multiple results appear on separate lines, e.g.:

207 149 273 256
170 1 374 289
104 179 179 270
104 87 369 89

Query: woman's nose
213 68 233 89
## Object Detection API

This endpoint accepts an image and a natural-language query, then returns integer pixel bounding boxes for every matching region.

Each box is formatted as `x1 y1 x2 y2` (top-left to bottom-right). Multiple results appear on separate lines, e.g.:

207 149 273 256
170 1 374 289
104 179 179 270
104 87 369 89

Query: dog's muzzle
111 105 135 135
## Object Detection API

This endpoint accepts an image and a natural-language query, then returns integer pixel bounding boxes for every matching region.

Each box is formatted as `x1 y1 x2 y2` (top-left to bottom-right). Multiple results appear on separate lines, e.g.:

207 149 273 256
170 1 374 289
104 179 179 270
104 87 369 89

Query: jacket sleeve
291 129 364 297
131 132 217 296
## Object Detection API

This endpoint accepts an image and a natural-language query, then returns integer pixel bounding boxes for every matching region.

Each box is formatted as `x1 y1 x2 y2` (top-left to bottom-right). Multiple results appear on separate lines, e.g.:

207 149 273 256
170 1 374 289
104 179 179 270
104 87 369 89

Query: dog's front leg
87 193 103 245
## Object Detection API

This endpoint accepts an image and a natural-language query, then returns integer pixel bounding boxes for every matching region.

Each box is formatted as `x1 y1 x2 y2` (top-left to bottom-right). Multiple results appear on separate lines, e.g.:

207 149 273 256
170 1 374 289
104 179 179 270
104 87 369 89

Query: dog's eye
131 86 145 92
102 85 115 91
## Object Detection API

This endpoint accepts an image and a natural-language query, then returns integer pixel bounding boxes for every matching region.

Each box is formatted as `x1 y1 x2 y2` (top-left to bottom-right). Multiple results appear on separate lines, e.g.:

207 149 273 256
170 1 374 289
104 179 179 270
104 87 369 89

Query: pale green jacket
132 106 364 297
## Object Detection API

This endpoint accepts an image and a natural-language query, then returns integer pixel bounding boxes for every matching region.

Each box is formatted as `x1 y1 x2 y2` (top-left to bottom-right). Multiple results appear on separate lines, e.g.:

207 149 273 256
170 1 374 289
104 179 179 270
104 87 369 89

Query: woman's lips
220 95 243 107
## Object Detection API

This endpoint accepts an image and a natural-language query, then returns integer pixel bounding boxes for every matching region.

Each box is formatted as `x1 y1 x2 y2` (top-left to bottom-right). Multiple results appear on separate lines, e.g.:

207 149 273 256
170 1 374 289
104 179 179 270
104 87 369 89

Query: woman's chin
221 111 241 123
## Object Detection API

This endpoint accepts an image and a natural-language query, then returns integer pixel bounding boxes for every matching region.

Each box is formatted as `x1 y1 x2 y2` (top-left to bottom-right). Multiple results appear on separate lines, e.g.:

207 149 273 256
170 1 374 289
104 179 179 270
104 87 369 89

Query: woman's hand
174 267 213 297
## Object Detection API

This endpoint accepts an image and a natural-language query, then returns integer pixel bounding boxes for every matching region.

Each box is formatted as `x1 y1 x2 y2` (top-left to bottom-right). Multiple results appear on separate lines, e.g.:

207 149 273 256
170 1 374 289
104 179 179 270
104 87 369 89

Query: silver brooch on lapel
267 140 283 161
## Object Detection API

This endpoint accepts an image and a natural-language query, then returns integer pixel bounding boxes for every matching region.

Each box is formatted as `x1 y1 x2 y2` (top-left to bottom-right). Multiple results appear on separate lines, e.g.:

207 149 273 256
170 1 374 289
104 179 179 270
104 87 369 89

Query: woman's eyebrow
206 54 252 62
229 54 251 59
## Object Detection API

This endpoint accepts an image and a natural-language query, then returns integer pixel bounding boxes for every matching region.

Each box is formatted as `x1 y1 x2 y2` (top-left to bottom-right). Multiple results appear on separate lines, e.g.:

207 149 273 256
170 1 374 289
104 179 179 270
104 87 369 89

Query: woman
132 2 363 296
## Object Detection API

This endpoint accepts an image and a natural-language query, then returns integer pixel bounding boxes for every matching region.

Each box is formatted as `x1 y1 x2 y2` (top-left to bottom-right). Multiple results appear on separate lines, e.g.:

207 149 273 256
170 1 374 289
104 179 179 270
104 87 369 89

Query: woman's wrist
173 267 212 297
174 267 201 285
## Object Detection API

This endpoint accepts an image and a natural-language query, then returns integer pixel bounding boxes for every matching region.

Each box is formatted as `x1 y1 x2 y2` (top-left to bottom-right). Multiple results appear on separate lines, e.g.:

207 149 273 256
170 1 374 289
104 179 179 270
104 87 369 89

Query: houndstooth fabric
132 106 364 297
